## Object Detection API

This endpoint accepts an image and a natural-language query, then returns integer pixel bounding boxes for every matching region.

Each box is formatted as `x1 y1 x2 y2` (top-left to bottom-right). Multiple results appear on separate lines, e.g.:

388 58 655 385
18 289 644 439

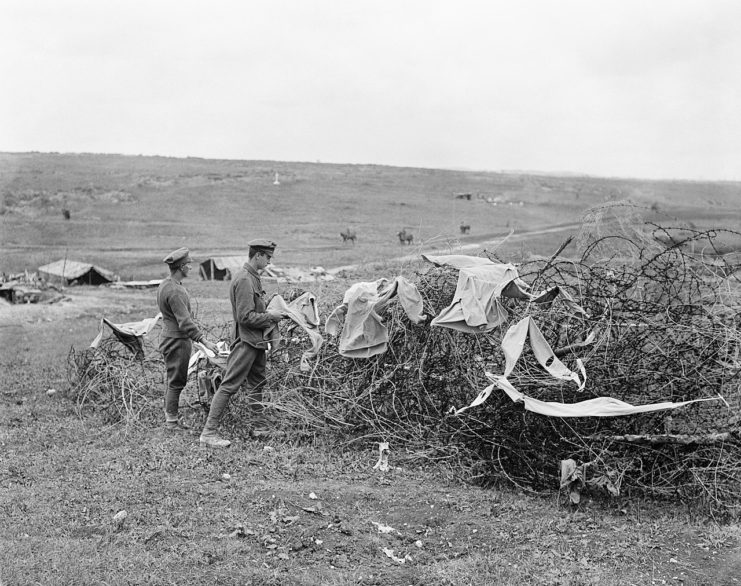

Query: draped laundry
325 277 425 358
499 316 587 388
90 313 162 359
264 292 324 371
422 254 585 333
423 254 524 332
488 374 725 417
454 315 725 417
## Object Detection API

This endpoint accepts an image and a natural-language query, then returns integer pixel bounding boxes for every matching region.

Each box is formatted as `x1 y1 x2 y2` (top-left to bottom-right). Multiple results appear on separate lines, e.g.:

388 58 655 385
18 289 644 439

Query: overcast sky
2 0 740 181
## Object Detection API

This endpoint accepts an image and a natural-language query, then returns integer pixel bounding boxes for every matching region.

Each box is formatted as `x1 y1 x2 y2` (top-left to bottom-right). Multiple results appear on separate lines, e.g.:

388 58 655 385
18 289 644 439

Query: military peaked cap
163 247 192 266
248 239 277 254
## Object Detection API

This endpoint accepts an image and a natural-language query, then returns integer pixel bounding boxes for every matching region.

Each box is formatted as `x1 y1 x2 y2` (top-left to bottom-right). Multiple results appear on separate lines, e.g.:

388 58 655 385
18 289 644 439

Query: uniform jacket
156 277 204 341
230 264 279 348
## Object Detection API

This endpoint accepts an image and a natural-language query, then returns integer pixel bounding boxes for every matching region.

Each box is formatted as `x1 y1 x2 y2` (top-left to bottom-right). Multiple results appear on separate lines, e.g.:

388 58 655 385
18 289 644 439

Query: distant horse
340 228 357 244
459 223 471 234
398 229 414 245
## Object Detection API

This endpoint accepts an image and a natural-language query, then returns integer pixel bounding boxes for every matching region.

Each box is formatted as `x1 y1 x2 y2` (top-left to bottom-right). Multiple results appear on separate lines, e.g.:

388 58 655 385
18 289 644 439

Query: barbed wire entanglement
261 213 740 516
66 336 165 426
65 315 228 427
65 204 741 516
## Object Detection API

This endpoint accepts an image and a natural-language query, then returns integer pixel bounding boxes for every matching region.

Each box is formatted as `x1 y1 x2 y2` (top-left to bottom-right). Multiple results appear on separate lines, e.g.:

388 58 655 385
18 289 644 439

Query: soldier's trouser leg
244 348 267 417
202 341 259 434
160 337 192 421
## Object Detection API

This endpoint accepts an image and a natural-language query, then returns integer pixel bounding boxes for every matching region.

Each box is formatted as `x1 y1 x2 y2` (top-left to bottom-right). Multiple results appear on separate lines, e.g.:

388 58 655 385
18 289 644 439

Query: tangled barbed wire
67 337 165 426
262 215 740 516
66 204 741 516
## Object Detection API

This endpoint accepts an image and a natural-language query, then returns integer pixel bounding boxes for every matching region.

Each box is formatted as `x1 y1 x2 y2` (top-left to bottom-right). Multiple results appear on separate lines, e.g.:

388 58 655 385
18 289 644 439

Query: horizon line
1 149 739 185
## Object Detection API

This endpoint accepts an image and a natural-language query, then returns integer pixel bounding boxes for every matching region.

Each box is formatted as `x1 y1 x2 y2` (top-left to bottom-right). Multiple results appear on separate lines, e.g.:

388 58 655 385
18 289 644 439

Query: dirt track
325 222 582 274
0 287 151 327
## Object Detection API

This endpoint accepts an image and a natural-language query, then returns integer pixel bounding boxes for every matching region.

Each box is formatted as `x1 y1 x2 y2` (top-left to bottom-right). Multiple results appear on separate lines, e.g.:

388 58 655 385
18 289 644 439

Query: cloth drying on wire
89 313 162 359
487 373 726 417
423 254 586 333
325 276 425 358
264 291 324 371
454 315 725 417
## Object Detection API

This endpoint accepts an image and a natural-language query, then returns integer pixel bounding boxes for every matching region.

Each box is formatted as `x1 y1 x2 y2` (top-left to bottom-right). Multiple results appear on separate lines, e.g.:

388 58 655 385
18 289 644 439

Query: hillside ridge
1 152 739 277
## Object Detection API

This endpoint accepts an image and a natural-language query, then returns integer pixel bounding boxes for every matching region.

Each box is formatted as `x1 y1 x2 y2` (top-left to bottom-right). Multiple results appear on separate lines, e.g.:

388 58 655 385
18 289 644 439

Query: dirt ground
1 284 740 585
0 288 119 325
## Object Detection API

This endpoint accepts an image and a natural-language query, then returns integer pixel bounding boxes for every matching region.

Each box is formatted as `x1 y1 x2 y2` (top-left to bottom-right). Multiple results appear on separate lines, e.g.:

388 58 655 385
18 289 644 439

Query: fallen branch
587 432 734 445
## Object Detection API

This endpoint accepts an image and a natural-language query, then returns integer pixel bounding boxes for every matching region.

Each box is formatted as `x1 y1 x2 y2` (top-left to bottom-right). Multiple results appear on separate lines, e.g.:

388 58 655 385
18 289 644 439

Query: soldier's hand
202 339 219 355
267 309 287 321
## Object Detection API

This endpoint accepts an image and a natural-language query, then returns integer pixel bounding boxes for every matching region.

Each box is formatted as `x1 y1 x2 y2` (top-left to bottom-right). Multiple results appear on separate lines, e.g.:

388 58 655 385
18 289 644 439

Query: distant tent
0 281 19 302
199 256 250 280
38 259 115 286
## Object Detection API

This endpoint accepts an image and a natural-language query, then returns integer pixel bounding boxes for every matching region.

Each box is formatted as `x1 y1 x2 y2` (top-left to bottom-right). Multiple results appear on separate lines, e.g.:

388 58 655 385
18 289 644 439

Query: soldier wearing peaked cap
247 239 277 253
162 247 190 266
199 238 288 448
156 247 219 432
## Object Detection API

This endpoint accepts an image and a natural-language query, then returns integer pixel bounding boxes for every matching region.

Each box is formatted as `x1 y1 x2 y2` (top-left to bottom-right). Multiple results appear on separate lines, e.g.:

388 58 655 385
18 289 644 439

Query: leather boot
165 420 191 432
199 390 232 448
164 411 190 432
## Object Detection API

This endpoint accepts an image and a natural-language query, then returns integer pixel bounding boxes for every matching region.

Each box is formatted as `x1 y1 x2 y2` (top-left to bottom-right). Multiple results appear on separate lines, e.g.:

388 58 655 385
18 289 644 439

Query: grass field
1 153 740 584
2 152 740 276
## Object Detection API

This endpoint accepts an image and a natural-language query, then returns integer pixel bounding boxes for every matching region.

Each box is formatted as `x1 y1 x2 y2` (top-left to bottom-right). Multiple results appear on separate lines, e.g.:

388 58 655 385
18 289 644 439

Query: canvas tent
0 281 19 302
38 259 115 286
199 256 250 280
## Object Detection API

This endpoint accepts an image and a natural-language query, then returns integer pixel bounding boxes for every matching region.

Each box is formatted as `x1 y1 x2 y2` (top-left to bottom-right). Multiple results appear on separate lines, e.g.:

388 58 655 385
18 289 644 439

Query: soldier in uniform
199 239 288 448
157 247 219 431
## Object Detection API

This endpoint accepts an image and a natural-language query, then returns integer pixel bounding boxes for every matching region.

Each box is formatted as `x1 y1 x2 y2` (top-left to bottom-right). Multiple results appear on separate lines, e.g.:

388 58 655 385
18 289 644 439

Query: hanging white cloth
423 254 586 333
264 292 324 371
325 276 425 358
454 316 725 417
89 313 162 357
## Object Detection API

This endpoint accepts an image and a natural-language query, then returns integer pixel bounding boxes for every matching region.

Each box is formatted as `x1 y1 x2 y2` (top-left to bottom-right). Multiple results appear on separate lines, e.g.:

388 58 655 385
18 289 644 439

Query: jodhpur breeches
160 336 192 416
207 340 267 423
